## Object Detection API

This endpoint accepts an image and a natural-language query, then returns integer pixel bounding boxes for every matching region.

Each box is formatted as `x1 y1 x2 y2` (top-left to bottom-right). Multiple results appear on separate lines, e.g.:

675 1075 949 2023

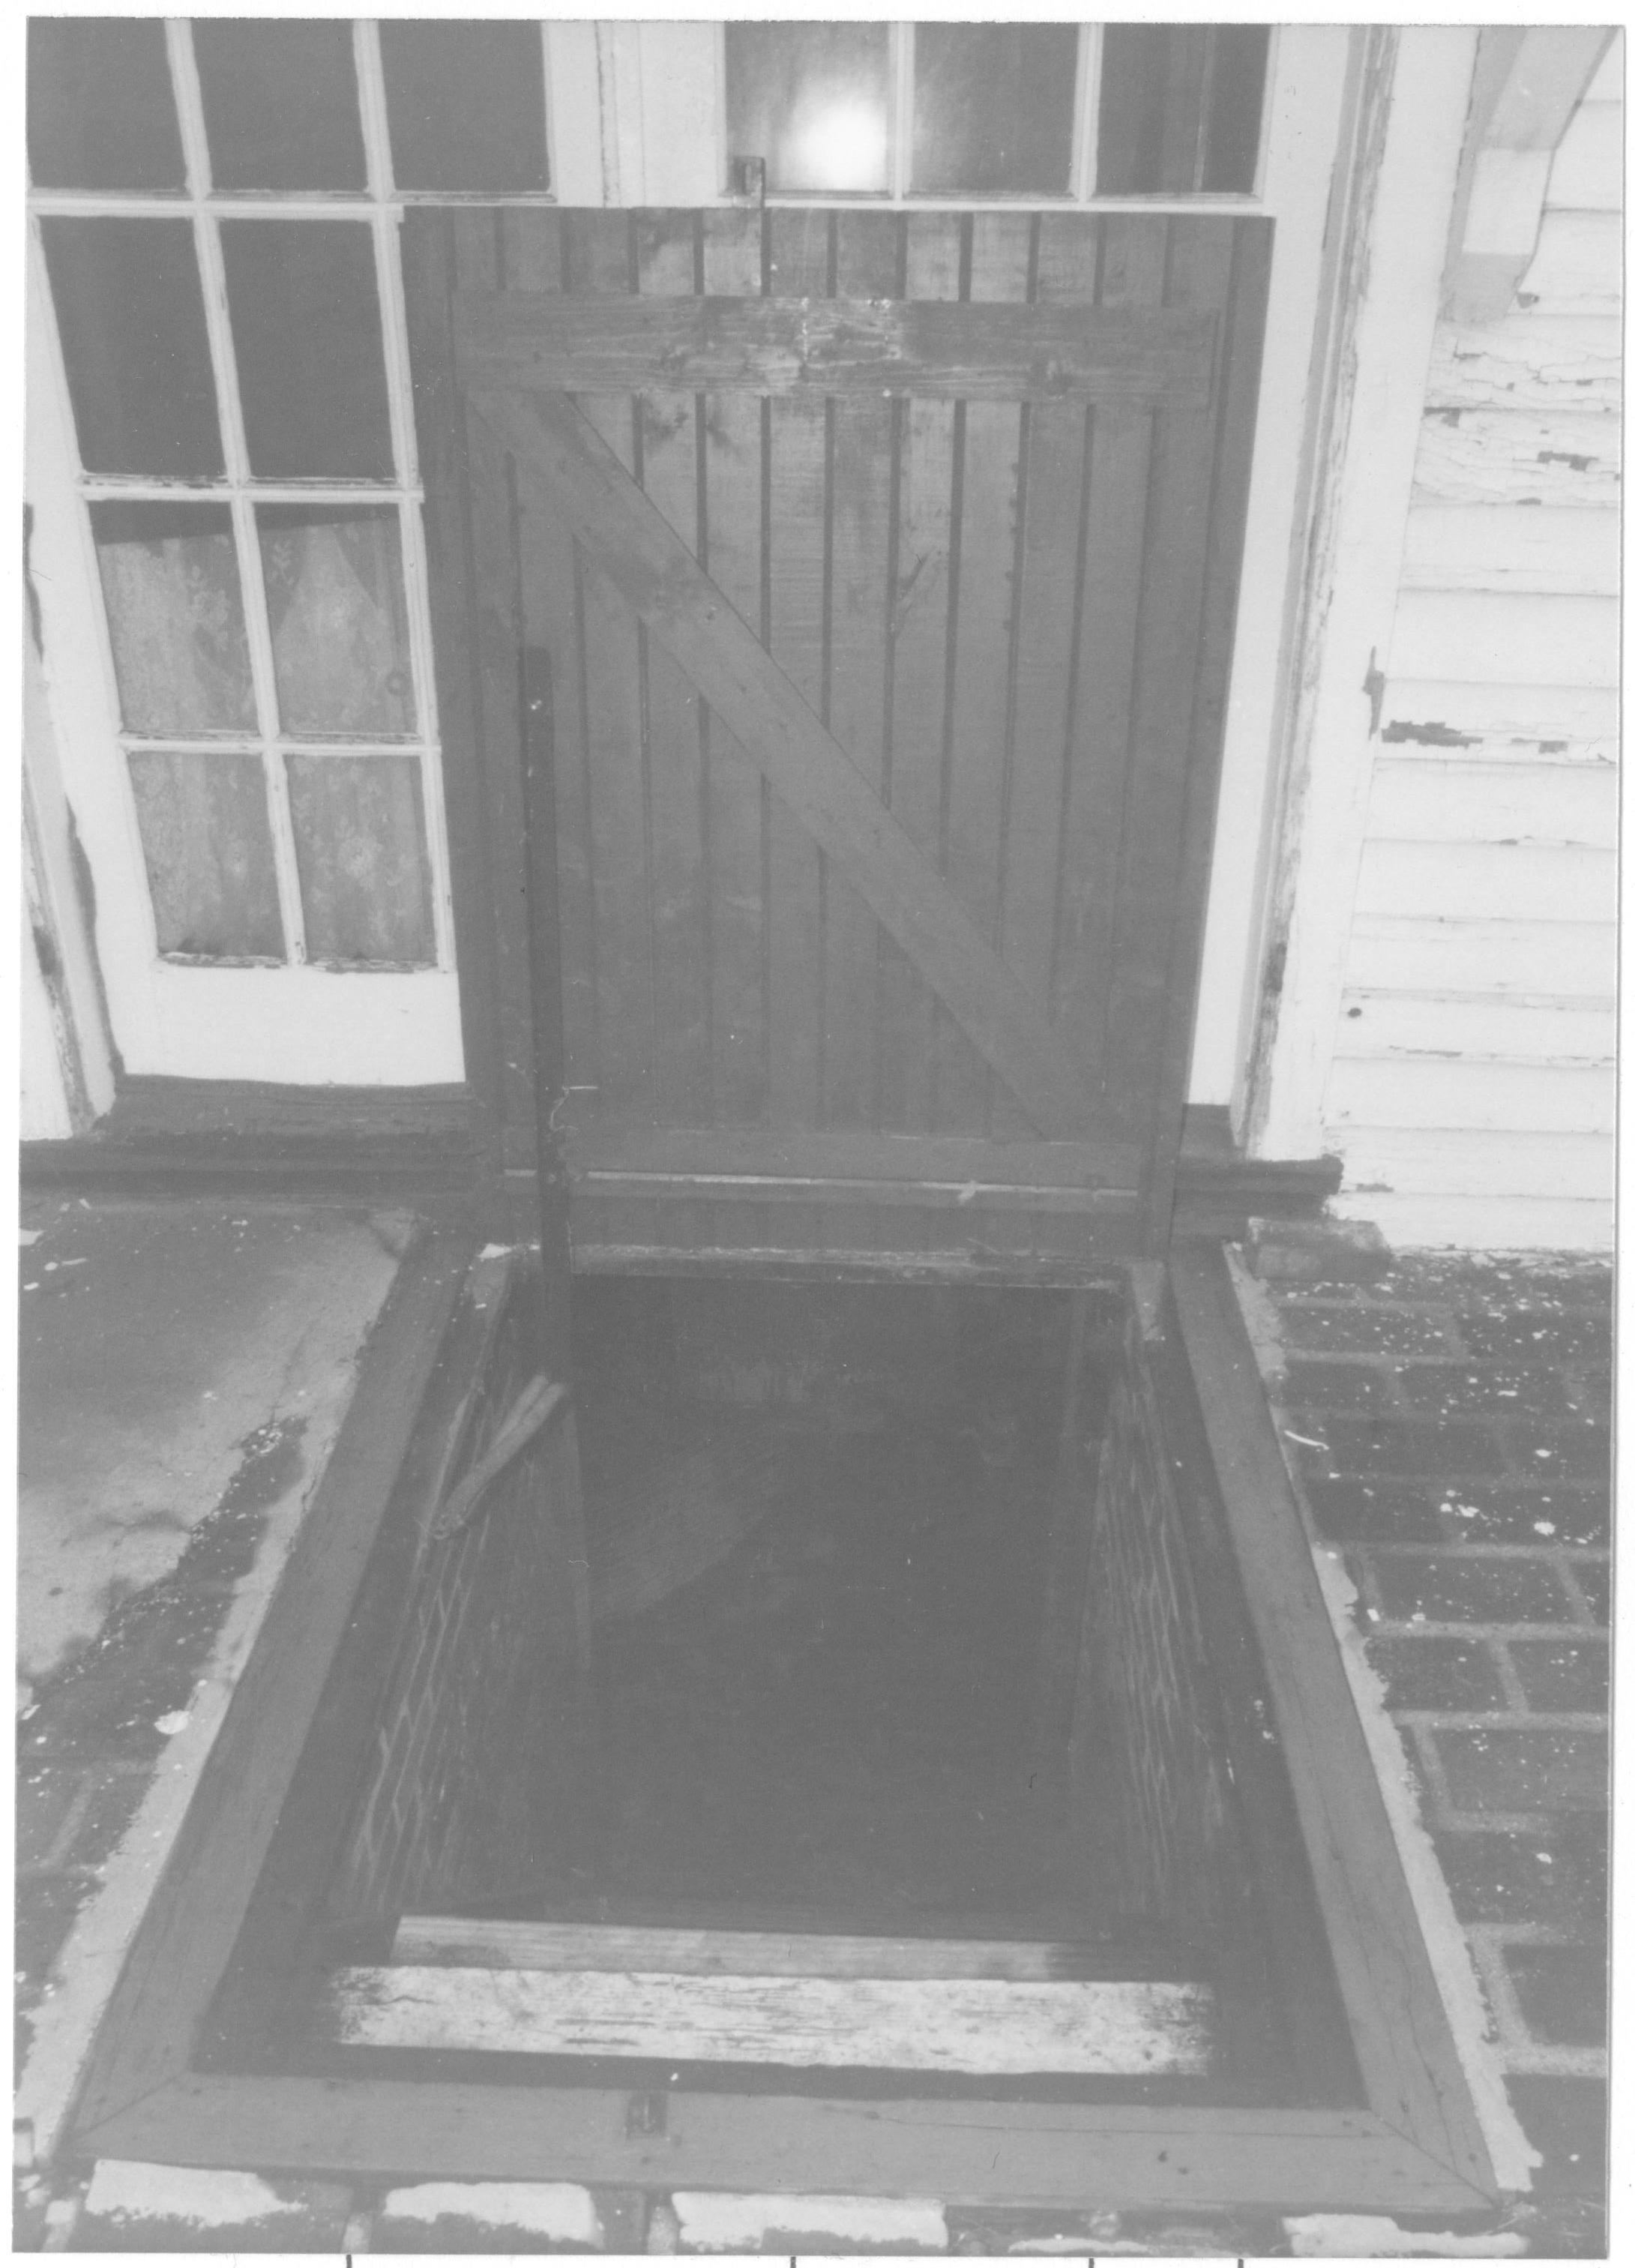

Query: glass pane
40 217 223 479
726 24 890 195
127 751 284 960
28 19 186 192
286 756 436 966
1202 28 1271 193
258 505 415 739
220 220 393 480
381 21 549 193
1097 26 1269 196
194 19 367 194
913 25 1077 196
91 502 255 737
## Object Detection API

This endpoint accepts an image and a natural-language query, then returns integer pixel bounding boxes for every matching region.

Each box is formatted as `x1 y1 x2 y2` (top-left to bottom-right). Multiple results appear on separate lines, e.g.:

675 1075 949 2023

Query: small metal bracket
624 2089 668 2139
729 154 767 207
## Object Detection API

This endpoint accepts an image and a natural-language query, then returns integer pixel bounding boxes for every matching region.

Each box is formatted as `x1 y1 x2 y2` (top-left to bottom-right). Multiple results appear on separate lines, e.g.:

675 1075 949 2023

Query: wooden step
393 1914 1157 1982
326 1962 1217 2077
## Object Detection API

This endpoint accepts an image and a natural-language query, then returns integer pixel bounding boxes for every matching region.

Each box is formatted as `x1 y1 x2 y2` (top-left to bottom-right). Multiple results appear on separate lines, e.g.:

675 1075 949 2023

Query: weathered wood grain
392 1918 1136 1982
328 1966 1217 2076
472 387 1100 1138
456 291 1217 405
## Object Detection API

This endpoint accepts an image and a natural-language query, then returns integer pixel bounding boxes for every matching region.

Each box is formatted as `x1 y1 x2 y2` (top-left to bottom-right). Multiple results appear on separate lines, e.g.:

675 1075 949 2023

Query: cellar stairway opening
286 1264 1337 2099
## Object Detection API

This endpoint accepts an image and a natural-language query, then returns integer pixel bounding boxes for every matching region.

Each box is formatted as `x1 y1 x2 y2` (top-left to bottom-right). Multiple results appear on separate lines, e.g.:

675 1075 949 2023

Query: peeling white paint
380 2180 601 2243
671 2189 949 2251
1286 2209 1526 2255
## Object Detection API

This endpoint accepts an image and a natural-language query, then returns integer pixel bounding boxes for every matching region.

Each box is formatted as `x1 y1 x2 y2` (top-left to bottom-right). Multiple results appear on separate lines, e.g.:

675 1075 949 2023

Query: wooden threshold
19 1086 1338 1248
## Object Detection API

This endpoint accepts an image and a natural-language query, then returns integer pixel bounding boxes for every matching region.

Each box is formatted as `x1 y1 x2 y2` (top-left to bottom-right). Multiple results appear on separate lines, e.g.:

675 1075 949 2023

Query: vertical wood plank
700 209 768 1127
879 214 960 1134
570 211 652 1123
1102 217 1229 1149
1052 217 1163 1108
825 211 898 1142
999 218 1101 1143
520 637 573 1369
940 212 1033 1135
401 211 505 1213
505 213 602 1140
634 211 712 1134
764 209 829 1136
456 210 539 1189
819 212 900 1251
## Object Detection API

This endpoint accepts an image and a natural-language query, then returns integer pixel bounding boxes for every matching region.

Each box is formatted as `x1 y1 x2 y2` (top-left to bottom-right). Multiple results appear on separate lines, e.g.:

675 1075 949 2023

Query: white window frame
23 17 564 1083
714 21 1271 211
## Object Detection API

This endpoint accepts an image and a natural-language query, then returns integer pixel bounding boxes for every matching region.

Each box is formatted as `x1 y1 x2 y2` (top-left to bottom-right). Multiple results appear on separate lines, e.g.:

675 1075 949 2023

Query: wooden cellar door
406 208 1271 1264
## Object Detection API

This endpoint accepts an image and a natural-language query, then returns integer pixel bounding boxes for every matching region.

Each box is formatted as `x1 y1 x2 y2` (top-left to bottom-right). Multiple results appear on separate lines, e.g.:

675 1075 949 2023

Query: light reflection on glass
726 25 891 196
789 94 890 194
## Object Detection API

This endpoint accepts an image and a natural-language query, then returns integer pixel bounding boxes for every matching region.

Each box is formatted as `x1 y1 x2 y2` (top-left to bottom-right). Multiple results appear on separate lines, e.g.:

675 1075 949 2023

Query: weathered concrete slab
18 1197 407 1684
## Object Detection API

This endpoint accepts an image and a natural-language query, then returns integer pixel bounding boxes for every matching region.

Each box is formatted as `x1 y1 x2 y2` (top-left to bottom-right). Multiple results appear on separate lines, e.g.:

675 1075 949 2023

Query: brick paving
1255 1246 1612 2255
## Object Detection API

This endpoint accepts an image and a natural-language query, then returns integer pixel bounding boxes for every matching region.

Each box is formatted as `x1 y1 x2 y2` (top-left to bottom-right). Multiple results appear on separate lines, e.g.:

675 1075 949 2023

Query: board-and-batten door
406 209 1271 1262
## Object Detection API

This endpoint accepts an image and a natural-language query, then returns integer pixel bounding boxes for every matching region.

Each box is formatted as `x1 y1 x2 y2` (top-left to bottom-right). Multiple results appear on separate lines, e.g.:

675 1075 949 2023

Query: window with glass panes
724 23 1270 201
28 18 550 970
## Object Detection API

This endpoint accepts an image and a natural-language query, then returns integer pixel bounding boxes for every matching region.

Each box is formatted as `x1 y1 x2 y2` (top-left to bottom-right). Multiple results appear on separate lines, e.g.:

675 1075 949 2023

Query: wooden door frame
46 1238 1499 2216
403 205 1271 1260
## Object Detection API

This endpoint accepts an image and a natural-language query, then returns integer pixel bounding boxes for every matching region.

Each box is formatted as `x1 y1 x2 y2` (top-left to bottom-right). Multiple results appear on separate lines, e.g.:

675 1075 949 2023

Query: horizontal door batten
455 292 1217 405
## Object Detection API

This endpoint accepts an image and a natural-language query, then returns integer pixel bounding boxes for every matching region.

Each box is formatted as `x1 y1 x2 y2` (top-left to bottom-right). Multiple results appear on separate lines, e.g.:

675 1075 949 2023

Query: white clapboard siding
1519 208 1622 310
392 1916 1095 1981
1400 505 1619 595
1547 100 1622 211
1413 410 1619 508
327 1967 1217 2076
1327 1056 1615 1135
1380 677 1616 748
1365 758 1616 846
1327 1188 1613 1253
1337 1128 1613 1203
1334 991 1613 1065
1353 840 1616 927
1344 917 1616 999
1425 316 1620 414
1390 590 1618 688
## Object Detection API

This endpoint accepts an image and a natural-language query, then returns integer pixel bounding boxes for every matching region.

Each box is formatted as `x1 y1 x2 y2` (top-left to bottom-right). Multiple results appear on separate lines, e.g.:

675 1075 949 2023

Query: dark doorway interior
541 1279 1106 1934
